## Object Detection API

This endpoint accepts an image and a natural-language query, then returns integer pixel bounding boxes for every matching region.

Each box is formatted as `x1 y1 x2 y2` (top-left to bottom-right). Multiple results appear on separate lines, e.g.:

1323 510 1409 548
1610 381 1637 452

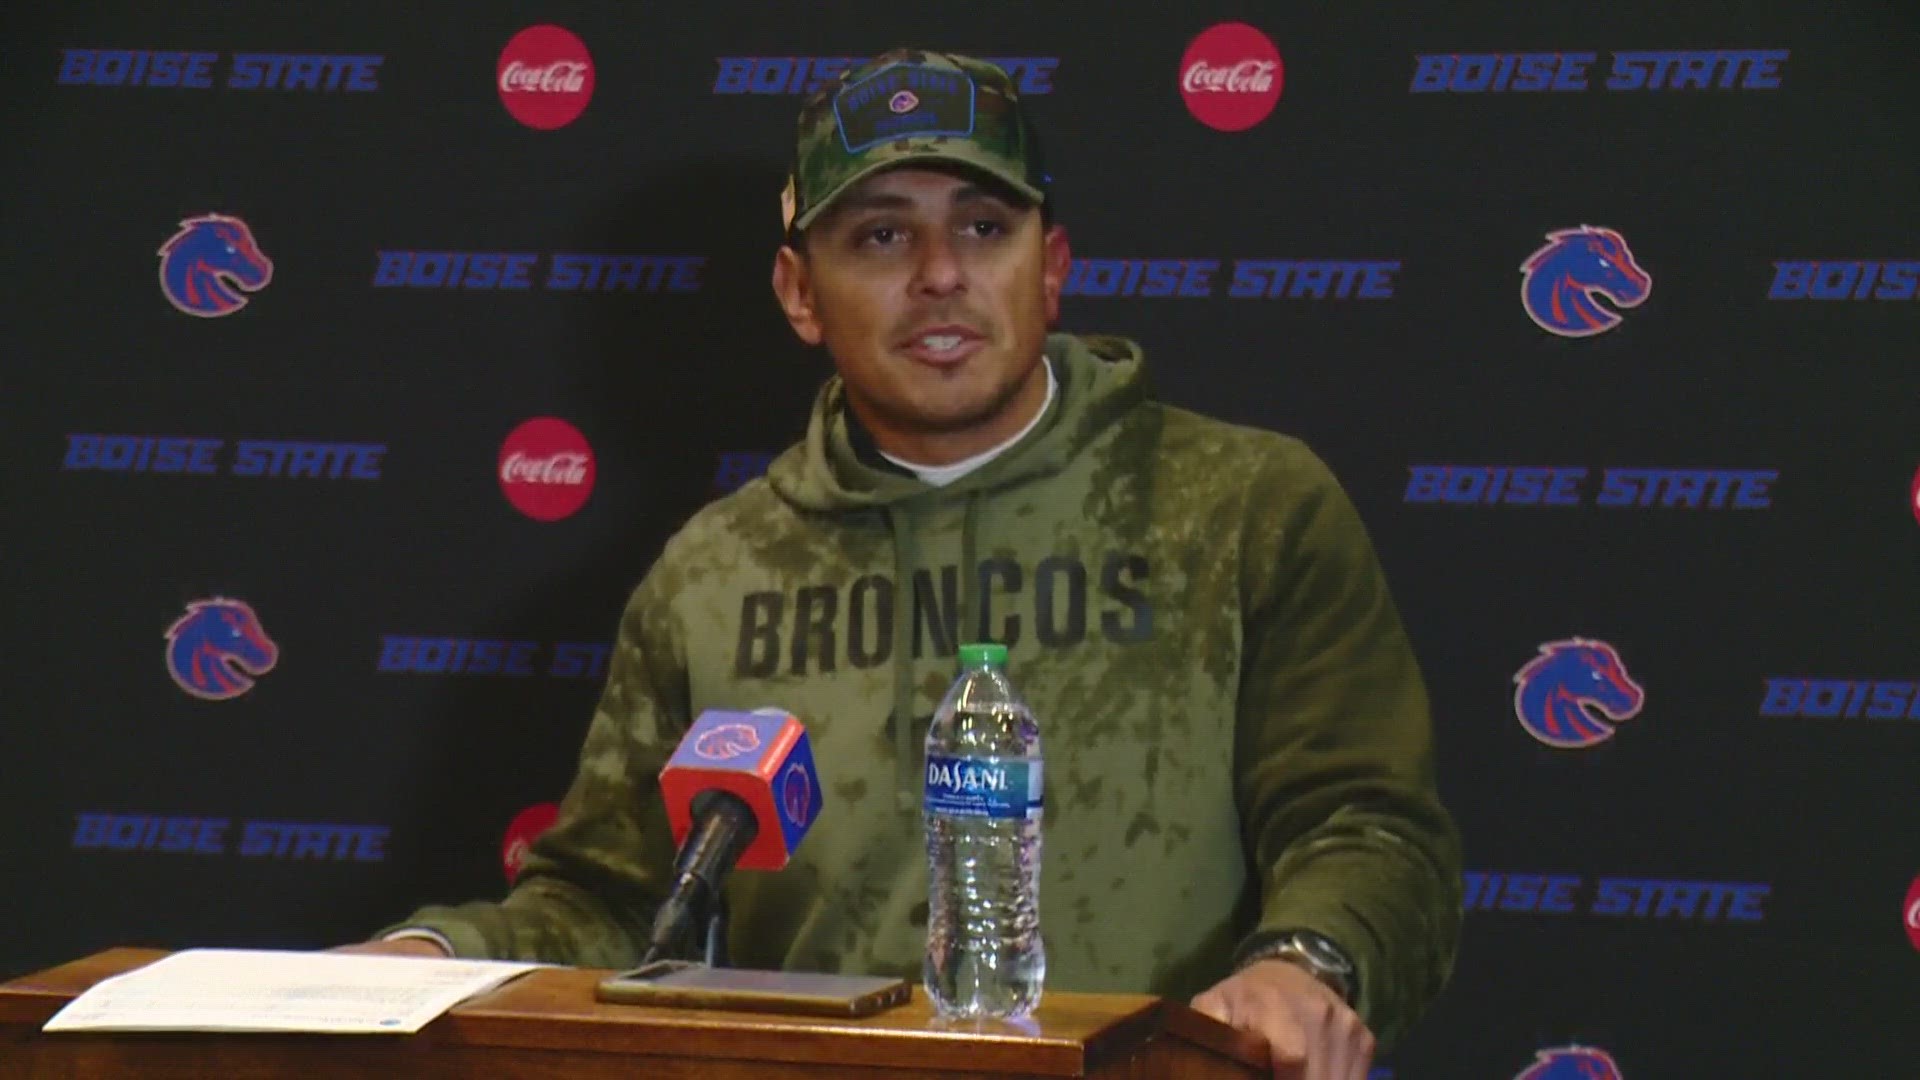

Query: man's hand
1191 959 1375 1080
326 938 451 959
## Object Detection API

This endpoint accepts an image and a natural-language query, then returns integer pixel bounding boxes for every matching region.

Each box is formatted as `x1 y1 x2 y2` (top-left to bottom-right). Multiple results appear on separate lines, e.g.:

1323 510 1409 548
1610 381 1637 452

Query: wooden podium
0 949 1268 1078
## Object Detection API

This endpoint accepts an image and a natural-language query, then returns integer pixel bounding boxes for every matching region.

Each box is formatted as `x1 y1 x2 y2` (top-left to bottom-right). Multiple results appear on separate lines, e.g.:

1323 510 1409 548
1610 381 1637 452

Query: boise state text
72 813 388 862
1465 871 1769 922
374 252 704 293
1768 260 1920 300
58 49 381 90
1760 678 1920 720
714 56 1057 95
63 435 384 479
377 636 614 679
1410 49 1786 92
1405 465 1776 509
1063 259 1399 299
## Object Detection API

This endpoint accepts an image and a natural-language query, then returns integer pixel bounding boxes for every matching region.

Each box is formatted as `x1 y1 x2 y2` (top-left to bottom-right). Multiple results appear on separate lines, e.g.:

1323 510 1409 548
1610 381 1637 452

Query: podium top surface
0 948 1268 1077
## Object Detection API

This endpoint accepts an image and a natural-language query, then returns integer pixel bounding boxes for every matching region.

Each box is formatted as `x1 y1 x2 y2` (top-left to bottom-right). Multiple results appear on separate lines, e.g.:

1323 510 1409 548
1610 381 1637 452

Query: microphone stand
636 889 729 969
638 790 755 969
702 891 730 968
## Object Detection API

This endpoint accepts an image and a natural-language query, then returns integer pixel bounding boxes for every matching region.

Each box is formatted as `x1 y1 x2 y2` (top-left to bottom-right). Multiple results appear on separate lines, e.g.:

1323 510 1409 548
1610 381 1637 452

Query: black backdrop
5 2 1917 1076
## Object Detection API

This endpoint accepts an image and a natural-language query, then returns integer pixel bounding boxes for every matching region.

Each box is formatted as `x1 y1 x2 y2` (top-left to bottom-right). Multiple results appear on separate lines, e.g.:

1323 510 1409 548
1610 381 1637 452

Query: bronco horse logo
1514 1045 1625 1080
1512 638 1645 749
165 599 280 700
780 763 813 827
158 214 274 317
693 722 762 761
1520 226 1651 337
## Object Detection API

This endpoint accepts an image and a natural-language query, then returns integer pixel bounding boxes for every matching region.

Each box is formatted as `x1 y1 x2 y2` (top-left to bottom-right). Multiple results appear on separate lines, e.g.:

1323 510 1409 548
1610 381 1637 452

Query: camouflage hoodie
386 332 1463 1051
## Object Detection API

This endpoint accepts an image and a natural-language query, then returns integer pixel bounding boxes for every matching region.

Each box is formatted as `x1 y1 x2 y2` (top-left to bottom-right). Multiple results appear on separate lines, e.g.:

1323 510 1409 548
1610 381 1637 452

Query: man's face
772 167 1070 462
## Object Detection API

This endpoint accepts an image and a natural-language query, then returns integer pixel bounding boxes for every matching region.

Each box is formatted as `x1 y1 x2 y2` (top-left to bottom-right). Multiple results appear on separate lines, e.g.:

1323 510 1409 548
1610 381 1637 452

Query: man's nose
911 231 966 296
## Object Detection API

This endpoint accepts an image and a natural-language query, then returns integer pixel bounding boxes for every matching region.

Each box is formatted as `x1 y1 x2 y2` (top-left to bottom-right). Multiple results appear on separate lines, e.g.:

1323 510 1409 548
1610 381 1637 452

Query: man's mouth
899 325 984 366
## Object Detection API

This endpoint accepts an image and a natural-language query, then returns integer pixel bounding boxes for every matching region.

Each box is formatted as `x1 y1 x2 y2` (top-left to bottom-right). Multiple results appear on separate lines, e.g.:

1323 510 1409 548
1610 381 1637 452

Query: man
345 49 1462 1078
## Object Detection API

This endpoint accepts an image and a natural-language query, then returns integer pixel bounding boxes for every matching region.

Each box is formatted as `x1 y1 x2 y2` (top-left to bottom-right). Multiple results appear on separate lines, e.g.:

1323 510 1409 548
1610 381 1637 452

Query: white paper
42 948 545 1035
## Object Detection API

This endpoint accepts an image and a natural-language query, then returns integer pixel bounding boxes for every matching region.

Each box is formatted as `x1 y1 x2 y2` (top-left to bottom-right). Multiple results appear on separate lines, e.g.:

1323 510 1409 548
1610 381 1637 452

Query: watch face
1296 933 1353 973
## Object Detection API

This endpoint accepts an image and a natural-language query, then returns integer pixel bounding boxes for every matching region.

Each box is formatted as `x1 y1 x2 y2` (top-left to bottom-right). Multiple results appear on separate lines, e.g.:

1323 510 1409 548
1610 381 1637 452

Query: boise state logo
780 763 813 827
693 722 761 761
1520 226 1651 337
1514 1045 1624 1080
164 598 279 700
1513 638 1645 748
158 214 274 317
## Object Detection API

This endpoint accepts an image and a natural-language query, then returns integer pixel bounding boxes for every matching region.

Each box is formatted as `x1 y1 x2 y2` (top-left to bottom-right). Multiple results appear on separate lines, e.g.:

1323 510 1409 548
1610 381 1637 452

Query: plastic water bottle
922 642 1046 1019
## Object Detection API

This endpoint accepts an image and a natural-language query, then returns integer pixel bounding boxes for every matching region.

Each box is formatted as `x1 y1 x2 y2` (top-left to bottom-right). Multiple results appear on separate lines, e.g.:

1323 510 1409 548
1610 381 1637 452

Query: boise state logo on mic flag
668 711 789 773
1512 638 1645 748
1514 1045 1625 1080
692 722 762 761
1520 226 1650 337
780 763 813 827
774 738 823 856
158 214 274 317
662 708 822 871
165 598 279 700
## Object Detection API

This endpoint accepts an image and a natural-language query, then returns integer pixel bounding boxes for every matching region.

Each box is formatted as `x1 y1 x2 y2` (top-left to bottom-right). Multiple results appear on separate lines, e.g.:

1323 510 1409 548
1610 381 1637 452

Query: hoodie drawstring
885 506 917 811
882 493 986 812
959 490 981 651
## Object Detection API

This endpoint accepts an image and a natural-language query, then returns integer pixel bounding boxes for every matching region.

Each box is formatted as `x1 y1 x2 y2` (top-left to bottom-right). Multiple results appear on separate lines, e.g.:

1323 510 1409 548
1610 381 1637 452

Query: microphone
642 708 823 965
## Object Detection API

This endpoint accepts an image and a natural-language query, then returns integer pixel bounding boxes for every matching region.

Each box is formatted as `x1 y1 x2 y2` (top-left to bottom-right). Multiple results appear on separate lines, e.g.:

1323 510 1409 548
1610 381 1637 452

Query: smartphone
595 960 912 1018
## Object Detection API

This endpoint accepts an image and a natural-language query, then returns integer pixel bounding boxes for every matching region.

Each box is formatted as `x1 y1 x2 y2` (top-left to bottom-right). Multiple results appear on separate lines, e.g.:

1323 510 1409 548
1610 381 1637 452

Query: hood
766 332 1149 512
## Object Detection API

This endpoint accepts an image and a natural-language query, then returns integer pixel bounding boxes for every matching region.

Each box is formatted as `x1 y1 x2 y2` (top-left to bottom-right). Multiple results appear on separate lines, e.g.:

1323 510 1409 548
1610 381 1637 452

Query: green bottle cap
958 643 1008 668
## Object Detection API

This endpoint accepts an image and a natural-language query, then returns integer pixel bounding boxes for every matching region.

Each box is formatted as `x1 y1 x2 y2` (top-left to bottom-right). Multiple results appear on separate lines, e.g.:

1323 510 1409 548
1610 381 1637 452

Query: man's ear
771 244 822 345
1041 223 1071 326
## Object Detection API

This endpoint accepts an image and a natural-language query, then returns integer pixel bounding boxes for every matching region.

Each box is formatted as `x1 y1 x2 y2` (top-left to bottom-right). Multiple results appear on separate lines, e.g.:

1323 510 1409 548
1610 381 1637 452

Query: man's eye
861 226 902 246
965 219 1006 238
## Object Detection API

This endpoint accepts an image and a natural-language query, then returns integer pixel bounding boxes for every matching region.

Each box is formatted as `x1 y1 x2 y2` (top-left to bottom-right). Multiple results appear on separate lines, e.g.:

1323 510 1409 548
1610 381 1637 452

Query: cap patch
833 62 976 154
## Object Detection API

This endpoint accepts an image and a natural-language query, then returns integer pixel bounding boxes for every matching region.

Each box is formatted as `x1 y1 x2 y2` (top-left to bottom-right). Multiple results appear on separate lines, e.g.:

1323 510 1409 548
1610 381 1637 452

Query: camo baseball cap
781 48 1049 237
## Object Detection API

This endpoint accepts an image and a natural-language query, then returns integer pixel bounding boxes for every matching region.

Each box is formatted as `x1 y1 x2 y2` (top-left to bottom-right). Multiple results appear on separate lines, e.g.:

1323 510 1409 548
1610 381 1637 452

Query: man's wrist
1236 928 1358 1006
379 928 455 956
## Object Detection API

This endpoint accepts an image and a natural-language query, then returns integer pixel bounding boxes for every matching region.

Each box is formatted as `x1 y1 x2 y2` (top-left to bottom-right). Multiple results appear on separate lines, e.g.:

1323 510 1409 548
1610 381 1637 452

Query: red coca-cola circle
1178 22 1284 132
499 417 596 522
501 802 561 884
496 25 595 131
1909 465 1920 527
1904 873 1920 952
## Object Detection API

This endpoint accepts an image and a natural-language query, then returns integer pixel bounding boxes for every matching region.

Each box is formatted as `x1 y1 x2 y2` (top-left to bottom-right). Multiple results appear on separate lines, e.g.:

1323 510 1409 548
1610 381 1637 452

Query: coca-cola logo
1905 874 1920 952
498 417 596 522
496 25 595 131
1909 465 1919 528
1179 22 1285 132
500 802 559 884
502 60 590 95
1184 59 1279 94
502 451 590 486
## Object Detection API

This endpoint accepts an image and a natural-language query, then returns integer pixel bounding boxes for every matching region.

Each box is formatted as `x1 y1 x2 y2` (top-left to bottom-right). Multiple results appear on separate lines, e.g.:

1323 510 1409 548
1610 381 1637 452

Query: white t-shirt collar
878 358 1057 488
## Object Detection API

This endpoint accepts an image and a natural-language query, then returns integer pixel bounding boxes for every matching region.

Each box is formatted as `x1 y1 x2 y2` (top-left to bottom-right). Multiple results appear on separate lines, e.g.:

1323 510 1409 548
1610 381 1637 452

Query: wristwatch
1239 929 1358 1005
